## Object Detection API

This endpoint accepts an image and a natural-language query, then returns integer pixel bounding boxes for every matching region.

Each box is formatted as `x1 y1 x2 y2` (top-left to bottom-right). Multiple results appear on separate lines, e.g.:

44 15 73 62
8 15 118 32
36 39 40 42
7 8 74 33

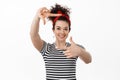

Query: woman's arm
78 48 92 64
64 37 92 64
30 7 62 51
30 9 44 51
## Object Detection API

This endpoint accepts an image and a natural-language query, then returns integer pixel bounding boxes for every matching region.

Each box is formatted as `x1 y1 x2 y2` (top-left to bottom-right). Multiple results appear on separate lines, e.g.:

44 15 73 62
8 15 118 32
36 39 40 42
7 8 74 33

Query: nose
60 29 65 34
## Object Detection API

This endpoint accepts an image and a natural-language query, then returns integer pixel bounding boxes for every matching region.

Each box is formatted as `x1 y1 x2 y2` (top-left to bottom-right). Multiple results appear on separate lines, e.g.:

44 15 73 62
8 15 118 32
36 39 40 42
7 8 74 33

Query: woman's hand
36 7 61 25
64 37 83 58
64 37 92 63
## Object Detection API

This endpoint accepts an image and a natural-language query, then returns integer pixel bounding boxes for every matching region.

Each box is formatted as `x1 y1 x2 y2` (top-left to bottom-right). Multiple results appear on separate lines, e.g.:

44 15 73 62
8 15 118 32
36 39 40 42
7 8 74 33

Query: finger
43 9 49 13
41 7 48 11
66 46 71 50
69 36 75 44
64 53 68 56
66 55 73 58
40 7 49 15
40 7 47 13
66 54 77 58
64 52 70 57
64 50 70 54
49 13 62 17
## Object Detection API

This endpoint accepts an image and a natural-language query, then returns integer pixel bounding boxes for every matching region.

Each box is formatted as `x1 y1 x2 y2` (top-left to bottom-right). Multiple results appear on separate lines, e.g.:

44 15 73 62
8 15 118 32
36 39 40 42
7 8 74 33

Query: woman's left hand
64 37 84 58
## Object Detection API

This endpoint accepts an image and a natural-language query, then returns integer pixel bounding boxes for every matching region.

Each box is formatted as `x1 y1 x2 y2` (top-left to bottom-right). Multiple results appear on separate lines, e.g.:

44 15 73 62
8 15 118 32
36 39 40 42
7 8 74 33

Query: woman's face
53 20 70 42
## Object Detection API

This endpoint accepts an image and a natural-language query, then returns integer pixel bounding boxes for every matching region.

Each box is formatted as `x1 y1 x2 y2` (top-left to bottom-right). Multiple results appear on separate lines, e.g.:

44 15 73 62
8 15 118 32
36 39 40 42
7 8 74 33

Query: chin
58 37 67 42
56 35 68 41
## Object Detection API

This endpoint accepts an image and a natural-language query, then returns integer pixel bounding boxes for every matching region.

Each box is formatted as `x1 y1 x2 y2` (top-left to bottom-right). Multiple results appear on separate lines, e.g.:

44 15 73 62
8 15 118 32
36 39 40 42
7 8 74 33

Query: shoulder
40 41 55 51
76 44 85 49
67 42 85 49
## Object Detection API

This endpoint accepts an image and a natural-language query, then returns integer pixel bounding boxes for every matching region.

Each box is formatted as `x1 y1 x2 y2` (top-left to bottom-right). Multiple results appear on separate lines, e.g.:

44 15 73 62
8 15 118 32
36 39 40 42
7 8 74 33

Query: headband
53 11 71 25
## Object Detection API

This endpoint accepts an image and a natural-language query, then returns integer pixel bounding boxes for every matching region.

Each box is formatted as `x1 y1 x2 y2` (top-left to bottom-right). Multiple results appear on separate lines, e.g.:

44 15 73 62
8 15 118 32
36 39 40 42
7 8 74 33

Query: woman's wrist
78 48 85 56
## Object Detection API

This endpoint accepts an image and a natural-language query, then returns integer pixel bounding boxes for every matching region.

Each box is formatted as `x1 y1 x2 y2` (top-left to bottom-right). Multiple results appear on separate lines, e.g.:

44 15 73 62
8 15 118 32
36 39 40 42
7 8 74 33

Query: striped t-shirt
40 41 84 80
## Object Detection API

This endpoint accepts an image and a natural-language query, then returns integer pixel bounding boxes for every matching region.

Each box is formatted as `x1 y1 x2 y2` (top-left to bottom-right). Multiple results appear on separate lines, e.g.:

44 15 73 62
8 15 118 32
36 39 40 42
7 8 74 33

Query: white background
0 0 120 80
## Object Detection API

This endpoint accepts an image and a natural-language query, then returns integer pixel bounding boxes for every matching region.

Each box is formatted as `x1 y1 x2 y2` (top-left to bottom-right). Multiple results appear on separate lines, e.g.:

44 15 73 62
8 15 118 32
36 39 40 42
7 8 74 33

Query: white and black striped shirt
40 41 84 80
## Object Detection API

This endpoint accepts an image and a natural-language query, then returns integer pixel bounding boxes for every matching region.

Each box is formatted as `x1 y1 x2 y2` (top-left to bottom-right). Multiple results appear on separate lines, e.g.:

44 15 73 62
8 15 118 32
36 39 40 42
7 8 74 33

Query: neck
55 40 67 50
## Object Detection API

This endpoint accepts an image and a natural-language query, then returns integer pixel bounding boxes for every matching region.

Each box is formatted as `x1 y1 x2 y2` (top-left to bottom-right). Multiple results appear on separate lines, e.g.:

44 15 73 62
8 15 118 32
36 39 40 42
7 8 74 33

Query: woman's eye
57 28 60 30
64 28 68 31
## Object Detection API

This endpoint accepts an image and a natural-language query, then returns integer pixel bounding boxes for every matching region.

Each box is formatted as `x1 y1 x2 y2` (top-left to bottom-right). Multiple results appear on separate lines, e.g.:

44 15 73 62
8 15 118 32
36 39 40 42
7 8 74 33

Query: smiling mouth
58 35 66 39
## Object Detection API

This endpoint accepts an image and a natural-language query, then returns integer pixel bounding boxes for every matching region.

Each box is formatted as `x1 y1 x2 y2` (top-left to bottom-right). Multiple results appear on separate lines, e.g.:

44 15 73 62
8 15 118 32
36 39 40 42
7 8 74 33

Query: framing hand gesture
37 7 62 25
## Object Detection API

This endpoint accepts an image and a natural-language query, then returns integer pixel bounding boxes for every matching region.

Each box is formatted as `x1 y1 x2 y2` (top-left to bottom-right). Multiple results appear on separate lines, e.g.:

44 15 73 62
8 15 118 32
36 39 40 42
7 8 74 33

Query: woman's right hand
36 7 62 25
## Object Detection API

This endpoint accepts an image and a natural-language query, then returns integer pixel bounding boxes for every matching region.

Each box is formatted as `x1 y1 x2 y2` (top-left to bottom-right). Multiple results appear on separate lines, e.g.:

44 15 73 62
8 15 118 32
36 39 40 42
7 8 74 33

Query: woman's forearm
79 49 92 64
30 14 40 37
30 12 44 51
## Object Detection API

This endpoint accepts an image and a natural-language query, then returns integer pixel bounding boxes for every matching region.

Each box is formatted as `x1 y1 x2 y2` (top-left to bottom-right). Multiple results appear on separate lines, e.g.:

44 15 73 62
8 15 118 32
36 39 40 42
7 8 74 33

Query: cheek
66 31 70 34
53 30 58 36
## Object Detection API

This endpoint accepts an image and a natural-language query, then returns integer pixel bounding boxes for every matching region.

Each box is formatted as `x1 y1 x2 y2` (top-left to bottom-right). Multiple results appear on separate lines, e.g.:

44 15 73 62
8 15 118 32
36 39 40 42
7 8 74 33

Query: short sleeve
77 44 85 49
40 41 48 56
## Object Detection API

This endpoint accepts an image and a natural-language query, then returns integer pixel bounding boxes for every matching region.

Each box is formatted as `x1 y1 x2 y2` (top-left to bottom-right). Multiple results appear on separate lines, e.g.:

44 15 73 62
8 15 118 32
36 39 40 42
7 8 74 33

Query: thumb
69 36 75 44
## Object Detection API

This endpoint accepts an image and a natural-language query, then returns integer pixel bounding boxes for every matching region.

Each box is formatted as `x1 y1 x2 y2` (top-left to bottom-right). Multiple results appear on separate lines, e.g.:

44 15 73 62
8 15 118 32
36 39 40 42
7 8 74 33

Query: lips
58 34 66 39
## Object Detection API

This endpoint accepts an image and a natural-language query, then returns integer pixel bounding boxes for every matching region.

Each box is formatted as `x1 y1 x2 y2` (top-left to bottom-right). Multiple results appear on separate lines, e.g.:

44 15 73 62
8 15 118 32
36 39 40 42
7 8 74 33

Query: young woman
30 4 92 80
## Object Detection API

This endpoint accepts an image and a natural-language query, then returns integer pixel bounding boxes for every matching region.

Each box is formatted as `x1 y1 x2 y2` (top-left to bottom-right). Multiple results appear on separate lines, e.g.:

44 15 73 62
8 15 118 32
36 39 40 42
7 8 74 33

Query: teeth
60 36 64 37
58 34 66 39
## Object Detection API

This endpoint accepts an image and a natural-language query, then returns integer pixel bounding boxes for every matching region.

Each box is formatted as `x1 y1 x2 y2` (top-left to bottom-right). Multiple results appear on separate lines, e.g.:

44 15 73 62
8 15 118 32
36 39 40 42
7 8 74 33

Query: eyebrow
56 26 68 29
56 26 61 28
